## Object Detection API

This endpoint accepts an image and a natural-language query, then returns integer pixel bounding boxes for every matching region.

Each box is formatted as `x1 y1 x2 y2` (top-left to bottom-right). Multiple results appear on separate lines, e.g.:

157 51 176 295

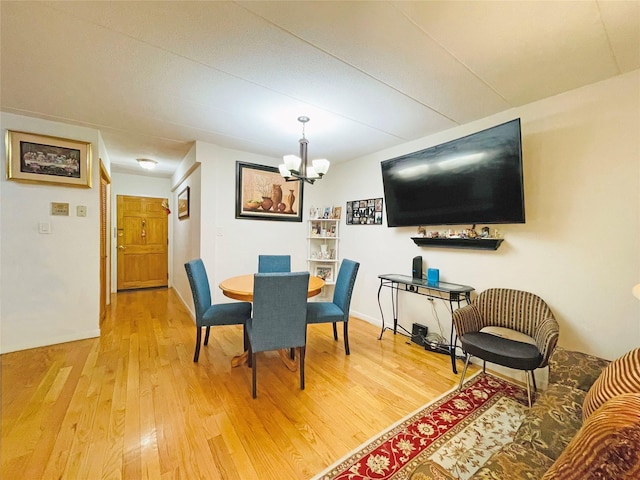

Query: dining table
218 273 325 370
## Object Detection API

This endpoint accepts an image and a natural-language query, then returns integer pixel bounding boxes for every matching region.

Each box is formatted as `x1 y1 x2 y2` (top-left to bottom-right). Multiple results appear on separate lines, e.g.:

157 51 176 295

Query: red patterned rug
312 373 530 480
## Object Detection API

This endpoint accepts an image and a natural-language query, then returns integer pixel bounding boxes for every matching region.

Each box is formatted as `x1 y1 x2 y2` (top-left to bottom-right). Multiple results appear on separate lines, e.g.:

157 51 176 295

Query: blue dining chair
306 259 360 355
258 255 291 273
184 259 252 362
246 271 310 398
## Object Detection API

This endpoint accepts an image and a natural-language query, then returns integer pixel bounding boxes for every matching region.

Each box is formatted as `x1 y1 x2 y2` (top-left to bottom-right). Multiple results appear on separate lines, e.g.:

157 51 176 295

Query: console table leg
377 280 386 340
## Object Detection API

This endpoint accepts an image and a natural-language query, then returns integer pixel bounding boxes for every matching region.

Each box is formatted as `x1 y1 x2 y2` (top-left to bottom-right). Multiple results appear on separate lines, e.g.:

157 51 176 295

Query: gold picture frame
178 186 190 219
6 130 92 187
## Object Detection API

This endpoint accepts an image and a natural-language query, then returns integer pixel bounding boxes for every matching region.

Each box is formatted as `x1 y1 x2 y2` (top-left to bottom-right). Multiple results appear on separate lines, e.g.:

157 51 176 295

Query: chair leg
243 324 248 352
299 346 305 390
290 347 295 360
194 327 202 362
525 371 532 408
204 326 211 346
458 353 471 389
332 322 338 341
482 360 486 373
531 370 537 392
252 352 257 399
343 322 350 355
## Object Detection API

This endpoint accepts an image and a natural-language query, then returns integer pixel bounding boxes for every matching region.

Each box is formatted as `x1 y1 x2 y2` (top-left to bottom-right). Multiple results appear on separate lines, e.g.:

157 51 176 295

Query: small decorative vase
286 189 295 214
271 184 283 211
261 197 273 211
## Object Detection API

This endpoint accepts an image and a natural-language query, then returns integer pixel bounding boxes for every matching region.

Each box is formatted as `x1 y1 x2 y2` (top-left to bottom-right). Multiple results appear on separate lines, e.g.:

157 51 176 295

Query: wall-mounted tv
381 119 525 227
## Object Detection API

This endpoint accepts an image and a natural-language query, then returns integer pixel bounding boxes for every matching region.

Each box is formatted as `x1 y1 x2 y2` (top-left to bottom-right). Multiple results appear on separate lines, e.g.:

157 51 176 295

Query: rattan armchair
453 288 560 406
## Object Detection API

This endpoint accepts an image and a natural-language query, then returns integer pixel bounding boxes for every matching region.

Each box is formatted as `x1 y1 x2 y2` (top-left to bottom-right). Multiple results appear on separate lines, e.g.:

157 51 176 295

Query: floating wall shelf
411 237 504 251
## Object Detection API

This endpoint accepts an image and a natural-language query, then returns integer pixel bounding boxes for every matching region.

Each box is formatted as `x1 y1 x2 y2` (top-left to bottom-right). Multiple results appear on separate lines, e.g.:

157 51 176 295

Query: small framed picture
346 197 383 225
315 264 334 283
178 186 190 219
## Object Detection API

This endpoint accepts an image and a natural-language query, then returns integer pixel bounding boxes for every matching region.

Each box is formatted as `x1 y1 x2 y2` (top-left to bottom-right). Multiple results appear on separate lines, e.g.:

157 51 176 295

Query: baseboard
0 329 101 354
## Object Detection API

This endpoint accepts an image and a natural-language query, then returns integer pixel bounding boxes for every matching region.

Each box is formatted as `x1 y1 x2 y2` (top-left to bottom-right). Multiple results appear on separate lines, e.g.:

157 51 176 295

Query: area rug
312 373 530 480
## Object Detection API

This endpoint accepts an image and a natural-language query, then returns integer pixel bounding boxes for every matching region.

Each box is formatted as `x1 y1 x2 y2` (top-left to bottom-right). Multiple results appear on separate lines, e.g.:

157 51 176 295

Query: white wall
325 71 640 362
172 141 309 313
171 144 200 310
0 113 102 353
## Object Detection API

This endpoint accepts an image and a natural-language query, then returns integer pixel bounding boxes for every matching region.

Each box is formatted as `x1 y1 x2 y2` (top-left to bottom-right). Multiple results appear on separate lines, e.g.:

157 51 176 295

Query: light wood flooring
1 287 477 479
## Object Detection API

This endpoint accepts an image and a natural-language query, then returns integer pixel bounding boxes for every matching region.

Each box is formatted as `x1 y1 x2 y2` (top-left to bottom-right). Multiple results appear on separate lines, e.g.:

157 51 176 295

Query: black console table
377 274 474 374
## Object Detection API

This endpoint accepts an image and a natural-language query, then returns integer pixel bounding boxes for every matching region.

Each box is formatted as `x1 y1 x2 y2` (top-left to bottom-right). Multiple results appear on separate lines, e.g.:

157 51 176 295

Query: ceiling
1 1 638 178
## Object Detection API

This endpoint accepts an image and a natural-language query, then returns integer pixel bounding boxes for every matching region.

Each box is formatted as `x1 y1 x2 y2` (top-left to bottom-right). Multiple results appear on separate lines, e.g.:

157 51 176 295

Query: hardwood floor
1 288 477 479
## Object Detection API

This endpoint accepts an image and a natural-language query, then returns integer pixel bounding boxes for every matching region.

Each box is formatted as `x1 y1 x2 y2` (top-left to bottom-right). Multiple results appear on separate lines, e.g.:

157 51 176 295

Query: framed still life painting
235 161 303 222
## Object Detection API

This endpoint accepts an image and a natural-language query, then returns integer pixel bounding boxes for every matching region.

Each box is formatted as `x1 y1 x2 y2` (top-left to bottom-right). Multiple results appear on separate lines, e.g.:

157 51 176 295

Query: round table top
219 274 325 302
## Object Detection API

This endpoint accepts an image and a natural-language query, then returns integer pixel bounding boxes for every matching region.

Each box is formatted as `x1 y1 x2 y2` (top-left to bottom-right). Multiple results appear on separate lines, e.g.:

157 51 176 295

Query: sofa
468 346 640 480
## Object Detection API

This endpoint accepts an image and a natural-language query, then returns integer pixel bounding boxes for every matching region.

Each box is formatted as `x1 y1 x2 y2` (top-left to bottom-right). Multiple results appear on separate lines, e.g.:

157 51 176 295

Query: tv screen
381 119 525 227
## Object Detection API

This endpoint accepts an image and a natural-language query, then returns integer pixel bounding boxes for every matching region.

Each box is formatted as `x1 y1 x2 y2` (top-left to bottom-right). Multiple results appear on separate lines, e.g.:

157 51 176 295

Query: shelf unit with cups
307 219 339 289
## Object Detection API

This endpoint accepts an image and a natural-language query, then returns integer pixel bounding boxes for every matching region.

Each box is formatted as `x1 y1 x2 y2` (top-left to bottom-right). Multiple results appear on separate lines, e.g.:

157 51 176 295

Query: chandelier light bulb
283 154 301 172
312 158 330 176
278 164 292 178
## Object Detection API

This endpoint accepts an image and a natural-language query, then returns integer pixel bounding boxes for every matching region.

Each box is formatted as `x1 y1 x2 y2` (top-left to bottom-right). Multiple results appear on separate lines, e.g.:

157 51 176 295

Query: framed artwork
346 197 383 225
6 130 92 187
235 161 303 222
178 186 190 219
315 264 334 283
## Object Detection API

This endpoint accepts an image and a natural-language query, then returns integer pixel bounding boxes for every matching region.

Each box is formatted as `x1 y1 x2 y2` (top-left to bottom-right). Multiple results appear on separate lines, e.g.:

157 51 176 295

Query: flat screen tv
381 119 525 227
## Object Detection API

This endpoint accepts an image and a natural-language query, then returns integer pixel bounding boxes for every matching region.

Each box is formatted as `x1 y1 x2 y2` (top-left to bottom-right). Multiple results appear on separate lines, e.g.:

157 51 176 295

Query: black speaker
411 323 428 346
412 256 422 280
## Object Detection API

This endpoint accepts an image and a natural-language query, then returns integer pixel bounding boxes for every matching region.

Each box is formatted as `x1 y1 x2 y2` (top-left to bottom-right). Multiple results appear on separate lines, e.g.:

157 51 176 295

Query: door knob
118 245 126 250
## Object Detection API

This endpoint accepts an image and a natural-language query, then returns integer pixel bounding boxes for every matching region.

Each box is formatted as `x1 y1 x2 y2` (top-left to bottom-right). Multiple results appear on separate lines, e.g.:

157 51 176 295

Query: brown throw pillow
582 348 640 421
542 393 640 480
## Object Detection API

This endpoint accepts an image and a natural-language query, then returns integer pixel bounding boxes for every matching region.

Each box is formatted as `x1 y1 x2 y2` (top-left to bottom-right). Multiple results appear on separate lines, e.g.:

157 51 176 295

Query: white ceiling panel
1 1 638 177
397 1 629 105
598 0 640 72
241 1 512 122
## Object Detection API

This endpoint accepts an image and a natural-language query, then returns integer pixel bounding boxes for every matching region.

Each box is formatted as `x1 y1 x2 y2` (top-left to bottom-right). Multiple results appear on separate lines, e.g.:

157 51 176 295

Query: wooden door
117 195 168 290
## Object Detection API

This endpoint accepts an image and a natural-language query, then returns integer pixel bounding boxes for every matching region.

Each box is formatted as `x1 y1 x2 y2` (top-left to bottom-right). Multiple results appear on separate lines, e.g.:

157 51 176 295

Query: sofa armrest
534 316 560 368
548 347 610 391
452 303 483 337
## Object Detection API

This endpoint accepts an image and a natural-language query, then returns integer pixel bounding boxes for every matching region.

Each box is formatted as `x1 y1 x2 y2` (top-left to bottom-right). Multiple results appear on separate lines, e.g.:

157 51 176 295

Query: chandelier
278 116 330 185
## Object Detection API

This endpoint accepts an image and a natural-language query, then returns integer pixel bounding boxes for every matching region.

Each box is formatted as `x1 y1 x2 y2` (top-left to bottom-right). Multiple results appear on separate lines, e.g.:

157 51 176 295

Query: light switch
77 205 87 217
39 222 51 234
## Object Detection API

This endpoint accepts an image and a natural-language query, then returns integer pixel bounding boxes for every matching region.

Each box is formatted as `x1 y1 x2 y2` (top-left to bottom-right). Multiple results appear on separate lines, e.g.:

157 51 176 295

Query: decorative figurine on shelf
481 226 490 238
466 224 478 238
417 226 426 237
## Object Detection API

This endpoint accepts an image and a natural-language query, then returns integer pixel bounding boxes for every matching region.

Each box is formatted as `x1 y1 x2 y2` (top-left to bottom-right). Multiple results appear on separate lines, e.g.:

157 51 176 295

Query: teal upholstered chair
184 259 252 362
307 259 360 355
258 255 291 273
246 271 309 398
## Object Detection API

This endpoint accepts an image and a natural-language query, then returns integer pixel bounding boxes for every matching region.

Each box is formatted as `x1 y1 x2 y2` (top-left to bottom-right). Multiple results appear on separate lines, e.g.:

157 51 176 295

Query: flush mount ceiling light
279 116 330 185
136 158 158 170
